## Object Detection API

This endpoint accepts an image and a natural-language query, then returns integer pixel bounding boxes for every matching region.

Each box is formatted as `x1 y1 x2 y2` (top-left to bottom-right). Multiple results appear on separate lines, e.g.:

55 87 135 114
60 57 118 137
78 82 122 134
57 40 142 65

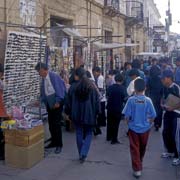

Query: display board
3 31 46 114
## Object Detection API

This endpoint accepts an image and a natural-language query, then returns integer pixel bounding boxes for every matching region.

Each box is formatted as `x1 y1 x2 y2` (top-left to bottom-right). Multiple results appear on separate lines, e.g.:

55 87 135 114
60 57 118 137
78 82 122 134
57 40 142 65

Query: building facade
0 0 162 68
144 0 162 53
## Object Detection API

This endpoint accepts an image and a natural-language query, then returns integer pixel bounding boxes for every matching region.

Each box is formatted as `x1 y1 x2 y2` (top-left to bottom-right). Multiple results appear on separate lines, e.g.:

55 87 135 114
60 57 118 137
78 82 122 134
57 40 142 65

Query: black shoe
45 138 52 144
54 147 62 154
111 140 121 145
45 143 56 149
79 156 86 164
94 128 102 136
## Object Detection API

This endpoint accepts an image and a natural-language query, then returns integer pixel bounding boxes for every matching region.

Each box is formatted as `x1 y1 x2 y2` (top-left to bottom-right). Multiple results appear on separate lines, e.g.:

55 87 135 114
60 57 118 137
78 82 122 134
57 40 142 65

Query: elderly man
35 62 66 154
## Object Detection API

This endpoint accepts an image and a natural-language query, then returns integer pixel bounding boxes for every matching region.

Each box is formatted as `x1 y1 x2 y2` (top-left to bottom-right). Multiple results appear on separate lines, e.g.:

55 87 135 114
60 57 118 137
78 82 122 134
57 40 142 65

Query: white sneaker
172 158 180 166
133 171 142 178
161 152 174 158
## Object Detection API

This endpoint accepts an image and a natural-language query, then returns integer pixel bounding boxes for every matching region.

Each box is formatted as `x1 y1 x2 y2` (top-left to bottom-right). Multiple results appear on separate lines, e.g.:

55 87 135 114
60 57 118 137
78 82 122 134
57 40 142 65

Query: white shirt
97 75 104 89
44 73 55 96
97 75 106 102
127 77 141 96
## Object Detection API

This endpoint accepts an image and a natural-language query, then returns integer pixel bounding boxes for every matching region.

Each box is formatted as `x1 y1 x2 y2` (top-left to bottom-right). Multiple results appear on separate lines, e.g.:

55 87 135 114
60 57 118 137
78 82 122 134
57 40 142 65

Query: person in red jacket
0 64 7 118
0 64 8 161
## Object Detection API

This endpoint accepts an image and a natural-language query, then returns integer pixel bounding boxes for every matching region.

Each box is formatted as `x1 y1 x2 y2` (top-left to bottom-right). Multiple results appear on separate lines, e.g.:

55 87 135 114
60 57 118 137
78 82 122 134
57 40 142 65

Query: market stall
0 29 47 168
0 22 87 167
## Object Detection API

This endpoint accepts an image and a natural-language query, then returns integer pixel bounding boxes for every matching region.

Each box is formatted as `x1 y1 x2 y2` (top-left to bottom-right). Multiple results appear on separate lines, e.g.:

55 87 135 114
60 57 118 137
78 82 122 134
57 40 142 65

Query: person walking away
175 57 180 86
106 73 127 144
127 68 141 96
122 62 132 88
146 65 163 131
35 62 66 154
106 70 115 89
160 58 173 72
160 69 180 165
131 59 145 80
65 67 100 163
93 67 106 135
122 79 156 178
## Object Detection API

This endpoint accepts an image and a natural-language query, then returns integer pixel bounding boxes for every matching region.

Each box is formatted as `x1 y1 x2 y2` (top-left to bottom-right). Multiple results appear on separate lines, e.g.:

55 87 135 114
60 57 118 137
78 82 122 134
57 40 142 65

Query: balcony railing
125 1 144 26
104 0 120 17
105 0 120 10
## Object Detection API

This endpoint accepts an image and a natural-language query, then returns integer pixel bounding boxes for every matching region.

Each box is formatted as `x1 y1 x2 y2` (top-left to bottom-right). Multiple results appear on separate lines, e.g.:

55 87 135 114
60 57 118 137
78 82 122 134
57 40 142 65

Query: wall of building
0 0 162 66
111 16 126 64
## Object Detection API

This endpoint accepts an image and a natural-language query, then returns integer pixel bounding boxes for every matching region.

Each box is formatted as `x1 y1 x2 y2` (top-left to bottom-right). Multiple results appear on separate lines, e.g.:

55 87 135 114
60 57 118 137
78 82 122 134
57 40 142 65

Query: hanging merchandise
62 38 68 57
49 47 63 72
68 47 74 69
19 0 37 26
3 31 47 114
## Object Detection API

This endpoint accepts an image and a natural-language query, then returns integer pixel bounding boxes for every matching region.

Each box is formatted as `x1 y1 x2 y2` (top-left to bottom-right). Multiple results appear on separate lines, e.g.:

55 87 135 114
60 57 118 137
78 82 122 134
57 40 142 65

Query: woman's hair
74 67 94 101
86 71 92 78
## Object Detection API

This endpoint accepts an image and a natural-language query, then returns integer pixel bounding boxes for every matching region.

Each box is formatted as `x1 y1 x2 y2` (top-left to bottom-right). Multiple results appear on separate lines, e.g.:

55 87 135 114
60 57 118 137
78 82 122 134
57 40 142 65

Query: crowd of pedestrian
36 56 180 178
1 56 179 178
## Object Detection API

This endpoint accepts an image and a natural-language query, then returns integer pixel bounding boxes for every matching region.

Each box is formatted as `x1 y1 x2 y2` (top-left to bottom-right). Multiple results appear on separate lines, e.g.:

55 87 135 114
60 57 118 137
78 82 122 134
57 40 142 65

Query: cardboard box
5 125 44 147
5 140 44 169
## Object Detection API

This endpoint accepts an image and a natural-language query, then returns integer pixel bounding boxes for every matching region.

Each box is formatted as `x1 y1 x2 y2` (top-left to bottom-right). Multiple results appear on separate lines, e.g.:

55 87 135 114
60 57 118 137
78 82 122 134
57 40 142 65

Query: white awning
55 24 138 51
93 42 139 51
137 52 163 56
56 23 85 42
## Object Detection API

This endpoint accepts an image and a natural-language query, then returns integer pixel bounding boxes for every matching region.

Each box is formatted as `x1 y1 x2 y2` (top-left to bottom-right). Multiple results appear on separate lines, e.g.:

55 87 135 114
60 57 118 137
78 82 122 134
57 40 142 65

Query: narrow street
0 122 179 180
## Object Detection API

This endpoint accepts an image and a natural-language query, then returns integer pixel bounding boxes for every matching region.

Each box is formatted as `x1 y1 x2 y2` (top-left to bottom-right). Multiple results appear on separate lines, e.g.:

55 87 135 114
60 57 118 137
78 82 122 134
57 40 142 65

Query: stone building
144 0 162 53
0 0 162 70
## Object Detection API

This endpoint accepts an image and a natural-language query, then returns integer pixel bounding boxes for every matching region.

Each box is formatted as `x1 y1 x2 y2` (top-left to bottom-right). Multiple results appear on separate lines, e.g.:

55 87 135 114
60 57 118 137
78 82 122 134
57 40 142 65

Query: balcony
104 0 120 17
125 1 144 27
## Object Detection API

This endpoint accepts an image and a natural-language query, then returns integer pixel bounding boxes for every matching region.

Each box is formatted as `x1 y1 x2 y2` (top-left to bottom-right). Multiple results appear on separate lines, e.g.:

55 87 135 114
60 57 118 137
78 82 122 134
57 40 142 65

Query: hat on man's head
128 68 140 77
161 70 174 79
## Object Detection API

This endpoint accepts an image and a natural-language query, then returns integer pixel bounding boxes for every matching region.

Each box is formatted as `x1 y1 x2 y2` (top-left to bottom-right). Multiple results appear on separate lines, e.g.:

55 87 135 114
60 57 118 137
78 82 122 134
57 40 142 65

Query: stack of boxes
4 125 44 169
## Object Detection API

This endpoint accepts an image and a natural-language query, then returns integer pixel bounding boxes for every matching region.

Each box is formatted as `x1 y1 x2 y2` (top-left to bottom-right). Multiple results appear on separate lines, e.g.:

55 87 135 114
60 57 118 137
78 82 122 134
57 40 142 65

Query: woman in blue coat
65 67 100 163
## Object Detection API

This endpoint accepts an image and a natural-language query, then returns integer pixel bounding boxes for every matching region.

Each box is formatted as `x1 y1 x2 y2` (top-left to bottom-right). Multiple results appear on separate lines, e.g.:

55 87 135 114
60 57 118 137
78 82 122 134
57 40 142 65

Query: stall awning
56 23 86 42
93 42 139 51
137 52 163 56
56 24 138 51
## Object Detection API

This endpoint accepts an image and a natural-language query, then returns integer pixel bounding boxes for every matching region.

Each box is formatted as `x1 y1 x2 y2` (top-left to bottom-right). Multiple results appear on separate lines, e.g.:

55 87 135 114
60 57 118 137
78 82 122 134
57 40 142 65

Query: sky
154 0 180 33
